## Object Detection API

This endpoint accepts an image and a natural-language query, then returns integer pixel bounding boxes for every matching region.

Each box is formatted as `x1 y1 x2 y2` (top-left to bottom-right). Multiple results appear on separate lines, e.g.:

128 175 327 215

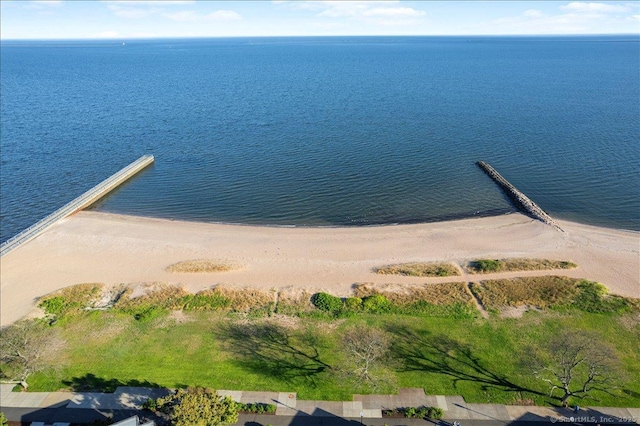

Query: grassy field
12 279 639 408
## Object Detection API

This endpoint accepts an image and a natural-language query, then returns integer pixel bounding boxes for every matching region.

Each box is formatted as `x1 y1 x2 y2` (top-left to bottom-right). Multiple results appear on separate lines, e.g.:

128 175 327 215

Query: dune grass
353 282 472 306
470 277 640 314
374 259 577 276
165 259 240 273
466 258 577 274
374 262 461 277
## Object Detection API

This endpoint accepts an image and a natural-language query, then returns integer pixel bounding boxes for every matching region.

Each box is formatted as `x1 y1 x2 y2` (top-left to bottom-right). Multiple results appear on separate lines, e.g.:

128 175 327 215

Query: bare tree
528 331 622 405
0 320 60 390
341 326 390 383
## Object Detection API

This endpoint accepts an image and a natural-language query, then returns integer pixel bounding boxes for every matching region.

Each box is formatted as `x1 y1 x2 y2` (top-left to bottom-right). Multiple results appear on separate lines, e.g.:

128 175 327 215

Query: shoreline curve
1 211 638 327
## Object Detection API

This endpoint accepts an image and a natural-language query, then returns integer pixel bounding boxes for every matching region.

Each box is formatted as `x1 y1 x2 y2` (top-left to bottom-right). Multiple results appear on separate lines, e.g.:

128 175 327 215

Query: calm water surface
1 36 639 242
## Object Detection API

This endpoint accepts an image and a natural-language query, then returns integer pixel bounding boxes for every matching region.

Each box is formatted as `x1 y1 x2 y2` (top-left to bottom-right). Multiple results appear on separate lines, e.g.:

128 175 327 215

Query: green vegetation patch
466 258 577 274
19 309 640 407
354 282 473 305
310 283 477 319
383 406 444 419
236 402 277 414
471 277 640 314
38 283 104 320
374 262 461 277
40 283 278 321
12 278 640 408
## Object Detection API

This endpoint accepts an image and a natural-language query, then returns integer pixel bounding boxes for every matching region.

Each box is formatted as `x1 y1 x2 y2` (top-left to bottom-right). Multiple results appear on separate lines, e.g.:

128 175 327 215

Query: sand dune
1 211 638 326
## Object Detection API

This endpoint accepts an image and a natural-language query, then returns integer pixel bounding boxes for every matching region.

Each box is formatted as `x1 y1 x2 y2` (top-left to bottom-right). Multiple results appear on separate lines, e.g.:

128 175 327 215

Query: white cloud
163 10 198 21
479 3 639 35
560 2 629 13
108 4 160 19
30 0 63 5
362 7 425 18
205 10 242 21
104 1 194 4
164 9 241 21
25 0 63 10
286 0 425 24
523 9 543 18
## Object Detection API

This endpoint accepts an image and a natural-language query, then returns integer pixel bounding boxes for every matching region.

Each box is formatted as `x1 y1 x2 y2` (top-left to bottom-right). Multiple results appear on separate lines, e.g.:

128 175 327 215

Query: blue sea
1 36 639 243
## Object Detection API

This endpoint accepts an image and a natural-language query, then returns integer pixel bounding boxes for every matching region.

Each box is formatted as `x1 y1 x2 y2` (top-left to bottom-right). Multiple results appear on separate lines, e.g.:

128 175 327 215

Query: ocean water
1 36 639 242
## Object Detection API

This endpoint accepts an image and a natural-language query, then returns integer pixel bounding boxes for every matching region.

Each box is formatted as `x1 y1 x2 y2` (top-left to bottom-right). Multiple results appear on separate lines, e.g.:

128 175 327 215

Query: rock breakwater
476 161 563 232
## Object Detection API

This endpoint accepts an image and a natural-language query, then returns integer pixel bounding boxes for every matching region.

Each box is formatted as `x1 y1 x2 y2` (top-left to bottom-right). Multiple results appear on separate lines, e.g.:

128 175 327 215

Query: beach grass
470 277 640 314
165 259 240 273
353 282 473 306
466 258 577 274
374 262 461 277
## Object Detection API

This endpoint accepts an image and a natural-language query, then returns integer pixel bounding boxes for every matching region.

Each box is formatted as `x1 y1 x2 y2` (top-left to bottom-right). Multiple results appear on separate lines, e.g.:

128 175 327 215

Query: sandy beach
1 211 638 326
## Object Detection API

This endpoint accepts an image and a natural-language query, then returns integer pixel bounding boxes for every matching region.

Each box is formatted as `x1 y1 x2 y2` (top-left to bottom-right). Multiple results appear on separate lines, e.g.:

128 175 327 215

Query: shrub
362 294 391 314
344 297 363 312
142 397 158 411
39 296 67 316
236 402 277 414
427 406 444 419
383 406 443 419
311 292 343 313
471 259 501 273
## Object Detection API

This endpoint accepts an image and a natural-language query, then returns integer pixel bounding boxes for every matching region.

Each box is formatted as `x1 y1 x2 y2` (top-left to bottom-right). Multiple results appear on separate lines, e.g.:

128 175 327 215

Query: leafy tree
526 331 623 405
0 411 8 426
155 387 238 426
0 320 61 390
341 326 390 383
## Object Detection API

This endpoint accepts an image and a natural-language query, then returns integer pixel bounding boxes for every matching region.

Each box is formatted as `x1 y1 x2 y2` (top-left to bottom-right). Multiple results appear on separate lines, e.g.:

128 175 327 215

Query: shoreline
1 211 638 326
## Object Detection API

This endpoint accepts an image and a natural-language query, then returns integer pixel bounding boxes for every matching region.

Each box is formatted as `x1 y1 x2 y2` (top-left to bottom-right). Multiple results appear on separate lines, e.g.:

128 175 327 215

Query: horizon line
2 33 639 42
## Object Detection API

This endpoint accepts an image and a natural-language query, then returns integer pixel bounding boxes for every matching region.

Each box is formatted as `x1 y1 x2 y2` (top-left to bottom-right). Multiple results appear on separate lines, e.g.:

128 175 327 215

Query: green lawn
27 307 640 407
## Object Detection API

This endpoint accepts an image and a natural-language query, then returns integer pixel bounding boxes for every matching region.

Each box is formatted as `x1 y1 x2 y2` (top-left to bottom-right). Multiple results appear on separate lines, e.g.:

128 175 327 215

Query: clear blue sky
1 1 639 40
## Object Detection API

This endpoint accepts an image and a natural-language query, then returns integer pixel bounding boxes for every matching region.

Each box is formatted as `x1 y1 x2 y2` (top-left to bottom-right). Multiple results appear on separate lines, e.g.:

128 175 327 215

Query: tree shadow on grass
214 322 332 387
385 325 545 397
63 373 163 392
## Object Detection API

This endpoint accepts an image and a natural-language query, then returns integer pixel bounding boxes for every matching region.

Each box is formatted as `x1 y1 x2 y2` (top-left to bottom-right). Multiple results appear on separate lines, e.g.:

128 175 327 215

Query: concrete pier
0 155 154 256
476 161 563 232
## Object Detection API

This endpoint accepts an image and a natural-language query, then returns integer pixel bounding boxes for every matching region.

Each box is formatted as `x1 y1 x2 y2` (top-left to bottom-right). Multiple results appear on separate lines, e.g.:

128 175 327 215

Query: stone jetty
476 161 563 232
